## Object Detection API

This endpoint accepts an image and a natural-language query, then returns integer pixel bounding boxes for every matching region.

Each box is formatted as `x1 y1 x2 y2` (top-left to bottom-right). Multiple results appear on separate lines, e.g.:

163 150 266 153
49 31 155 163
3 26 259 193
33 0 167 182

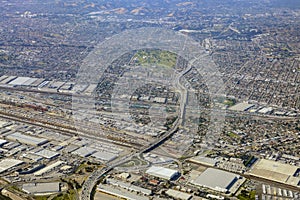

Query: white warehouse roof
35 149 60 159
91 151 118 162
22 182 60 195
229 102 254 111
34 161 64 176
8 77 32 85
0 158 24 173
146 166 179 180
6 132 48 146
166 189 192 200
71 147 96 157
106 178 152 196
191 168 240 193
0 139 8 146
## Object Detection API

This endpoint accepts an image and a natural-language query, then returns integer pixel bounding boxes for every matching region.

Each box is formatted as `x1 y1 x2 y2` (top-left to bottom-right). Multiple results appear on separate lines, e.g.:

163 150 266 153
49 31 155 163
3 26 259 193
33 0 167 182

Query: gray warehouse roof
35 149 60 159
191 168 239 193
229 102 254 111
8 77 33 86
91 151 118 162
106 178 152 196
98 184 149 200
189 156 218 167
71 147 96 157
0 158 24 173
22 182 60 194
166 189 192 200
6 132 48 146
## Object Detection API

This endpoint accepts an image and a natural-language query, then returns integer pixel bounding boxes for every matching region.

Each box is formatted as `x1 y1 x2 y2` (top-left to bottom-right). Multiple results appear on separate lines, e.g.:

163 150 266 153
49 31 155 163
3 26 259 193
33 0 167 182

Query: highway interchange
79 64 189 200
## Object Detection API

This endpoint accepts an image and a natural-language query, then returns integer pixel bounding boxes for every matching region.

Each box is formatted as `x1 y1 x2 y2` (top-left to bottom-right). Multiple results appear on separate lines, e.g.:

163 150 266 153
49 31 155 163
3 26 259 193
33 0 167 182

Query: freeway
80 115 181 200
79 53 220 200
79 62 190 200
174 59 193 126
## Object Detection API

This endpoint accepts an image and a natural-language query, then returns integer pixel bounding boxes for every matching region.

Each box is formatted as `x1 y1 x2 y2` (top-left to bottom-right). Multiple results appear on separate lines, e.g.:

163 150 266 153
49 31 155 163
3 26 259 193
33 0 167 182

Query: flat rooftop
248 159 300 187
0 158 24 173
0 139 8 146
22 182 60 194
189 156 218 167
91 151 118 162
35 149 60 159
229 102 254 111
106 178 152 196
6 132 48 146
8 77 36 86
146 166 179 180
166 189 192 200
34 160 64 176
98 184 149 200
191 168 240 193
71 146 96 157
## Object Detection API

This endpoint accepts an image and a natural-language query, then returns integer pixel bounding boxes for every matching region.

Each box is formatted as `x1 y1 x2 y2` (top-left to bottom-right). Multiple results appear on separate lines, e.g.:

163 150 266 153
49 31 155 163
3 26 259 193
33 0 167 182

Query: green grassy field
133 50 177 68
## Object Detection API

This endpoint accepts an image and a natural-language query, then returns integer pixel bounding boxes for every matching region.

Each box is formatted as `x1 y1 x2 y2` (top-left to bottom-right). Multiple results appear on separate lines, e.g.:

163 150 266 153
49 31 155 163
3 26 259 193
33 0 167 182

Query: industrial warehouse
190 168 246 194
248 159 300 188
0 158 24 174
146 166 180 180
1 0 300 199
0 119 124 186
22 182 61 195
6 132 48 146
